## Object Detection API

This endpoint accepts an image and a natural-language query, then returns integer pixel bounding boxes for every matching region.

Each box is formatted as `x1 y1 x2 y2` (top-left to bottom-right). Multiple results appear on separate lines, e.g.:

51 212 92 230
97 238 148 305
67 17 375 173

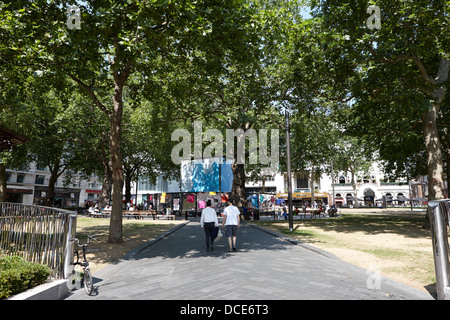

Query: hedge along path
0 255 50 299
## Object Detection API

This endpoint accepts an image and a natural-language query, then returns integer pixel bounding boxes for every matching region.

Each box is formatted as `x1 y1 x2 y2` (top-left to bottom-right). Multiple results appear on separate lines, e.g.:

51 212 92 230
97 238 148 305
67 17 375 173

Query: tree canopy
299 0 450 200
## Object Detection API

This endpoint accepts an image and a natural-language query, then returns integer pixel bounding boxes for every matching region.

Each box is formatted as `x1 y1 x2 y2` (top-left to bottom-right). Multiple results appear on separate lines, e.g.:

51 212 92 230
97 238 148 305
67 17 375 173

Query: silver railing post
428 200 450 300
63 213 77 279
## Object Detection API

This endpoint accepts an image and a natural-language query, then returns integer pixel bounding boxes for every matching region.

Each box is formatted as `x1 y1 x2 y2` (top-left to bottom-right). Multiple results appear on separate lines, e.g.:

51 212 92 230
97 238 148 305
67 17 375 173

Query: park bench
310 208 324 218
298 208 324 219
123 210 156 220
156 214 176 220
89 212 110 218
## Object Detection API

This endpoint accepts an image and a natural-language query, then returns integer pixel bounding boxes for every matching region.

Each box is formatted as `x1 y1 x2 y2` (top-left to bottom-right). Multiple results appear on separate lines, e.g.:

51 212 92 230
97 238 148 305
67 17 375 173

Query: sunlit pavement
65 220 433 300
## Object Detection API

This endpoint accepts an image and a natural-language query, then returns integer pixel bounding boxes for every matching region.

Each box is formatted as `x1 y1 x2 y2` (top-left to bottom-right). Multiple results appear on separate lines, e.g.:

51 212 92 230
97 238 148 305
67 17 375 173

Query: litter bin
253 209 260 220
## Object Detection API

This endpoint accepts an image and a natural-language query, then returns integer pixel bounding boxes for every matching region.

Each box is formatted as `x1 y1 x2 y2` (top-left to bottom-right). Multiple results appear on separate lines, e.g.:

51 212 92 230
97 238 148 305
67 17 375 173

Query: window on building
296 177 308 189
35 175 45 185
138 178 157 191
16 174 25 183
339 176 346 184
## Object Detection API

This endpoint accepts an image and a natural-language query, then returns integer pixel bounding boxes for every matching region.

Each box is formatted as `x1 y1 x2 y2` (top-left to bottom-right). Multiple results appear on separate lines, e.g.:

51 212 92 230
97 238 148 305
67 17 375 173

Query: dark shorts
225 225 238 237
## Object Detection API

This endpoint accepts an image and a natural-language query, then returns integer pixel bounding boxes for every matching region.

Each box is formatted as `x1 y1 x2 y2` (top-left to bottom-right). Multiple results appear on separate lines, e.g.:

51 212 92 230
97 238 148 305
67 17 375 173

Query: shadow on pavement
131 219 296 261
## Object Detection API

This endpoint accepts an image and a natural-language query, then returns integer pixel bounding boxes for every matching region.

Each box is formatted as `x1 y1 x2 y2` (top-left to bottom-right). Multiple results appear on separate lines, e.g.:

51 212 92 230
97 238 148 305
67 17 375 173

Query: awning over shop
6 186 33 194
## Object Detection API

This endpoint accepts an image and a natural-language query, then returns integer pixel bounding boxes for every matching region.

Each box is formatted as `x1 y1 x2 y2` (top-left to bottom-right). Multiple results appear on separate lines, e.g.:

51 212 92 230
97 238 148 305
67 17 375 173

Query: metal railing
428 200 450 300
0 202 77 279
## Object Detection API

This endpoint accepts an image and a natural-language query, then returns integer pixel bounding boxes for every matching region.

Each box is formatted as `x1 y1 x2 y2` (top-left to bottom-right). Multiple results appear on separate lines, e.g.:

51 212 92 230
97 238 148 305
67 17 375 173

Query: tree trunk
108 83 125 244
423 97 446 202
231 161 246 209
124 168 133 205
44 173 57 207
98 160 112 208
0 163 6 202
310 165 315 206
446 133 450 197
351 169 359 208
420 57 448 228
422 102 445 229
43 161 61 207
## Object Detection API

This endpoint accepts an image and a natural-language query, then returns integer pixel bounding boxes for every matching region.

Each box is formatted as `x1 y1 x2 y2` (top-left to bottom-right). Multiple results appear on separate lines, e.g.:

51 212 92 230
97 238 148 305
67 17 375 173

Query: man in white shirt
200 200 218 252
222 197 240 252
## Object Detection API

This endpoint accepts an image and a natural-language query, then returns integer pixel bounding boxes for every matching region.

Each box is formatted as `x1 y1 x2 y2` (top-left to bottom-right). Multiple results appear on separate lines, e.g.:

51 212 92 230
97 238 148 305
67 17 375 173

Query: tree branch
366 43 449 86
55 62 112 117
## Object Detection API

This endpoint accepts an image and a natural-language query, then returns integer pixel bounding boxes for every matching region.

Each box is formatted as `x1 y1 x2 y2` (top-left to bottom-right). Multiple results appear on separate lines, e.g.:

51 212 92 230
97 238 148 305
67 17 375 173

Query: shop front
34 186 80 209
5 186 33 204
276 192 329 207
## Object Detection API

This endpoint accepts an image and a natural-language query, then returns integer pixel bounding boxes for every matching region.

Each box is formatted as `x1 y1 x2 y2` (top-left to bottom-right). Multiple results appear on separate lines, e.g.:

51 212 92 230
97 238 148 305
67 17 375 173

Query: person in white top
200 200 218 252
222 197 241 252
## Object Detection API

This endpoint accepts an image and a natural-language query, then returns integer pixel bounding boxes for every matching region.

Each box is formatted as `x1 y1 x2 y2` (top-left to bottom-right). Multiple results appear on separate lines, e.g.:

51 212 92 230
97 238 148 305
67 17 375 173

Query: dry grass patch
74 217 185 273
252 210 436 295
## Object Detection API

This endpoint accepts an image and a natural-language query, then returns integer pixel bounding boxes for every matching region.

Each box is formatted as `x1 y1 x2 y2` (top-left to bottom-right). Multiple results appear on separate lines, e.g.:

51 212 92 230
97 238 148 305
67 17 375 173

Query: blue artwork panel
220 160 233 193
181 158 232 193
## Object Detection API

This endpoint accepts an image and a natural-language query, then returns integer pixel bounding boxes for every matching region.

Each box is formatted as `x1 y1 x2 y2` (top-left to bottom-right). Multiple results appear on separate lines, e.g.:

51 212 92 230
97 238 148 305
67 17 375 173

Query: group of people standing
200 198 240 252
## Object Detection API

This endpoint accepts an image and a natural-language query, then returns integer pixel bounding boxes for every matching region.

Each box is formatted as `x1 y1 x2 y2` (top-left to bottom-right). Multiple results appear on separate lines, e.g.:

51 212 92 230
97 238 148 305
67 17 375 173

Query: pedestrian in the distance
222 197 240 252
200 200 218 252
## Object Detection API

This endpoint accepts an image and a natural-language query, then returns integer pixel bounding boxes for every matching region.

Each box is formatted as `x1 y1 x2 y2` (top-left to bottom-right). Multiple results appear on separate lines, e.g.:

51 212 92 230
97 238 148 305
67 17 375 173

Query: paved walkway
65 219 433 300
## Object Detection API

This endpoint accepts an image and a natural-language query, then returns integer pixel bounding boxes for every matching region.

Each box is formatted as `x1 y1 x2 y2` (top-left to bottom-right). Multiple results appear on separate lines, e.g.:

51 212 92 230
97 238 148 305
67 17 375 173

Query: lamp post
331 159 335 207
285 110 293 231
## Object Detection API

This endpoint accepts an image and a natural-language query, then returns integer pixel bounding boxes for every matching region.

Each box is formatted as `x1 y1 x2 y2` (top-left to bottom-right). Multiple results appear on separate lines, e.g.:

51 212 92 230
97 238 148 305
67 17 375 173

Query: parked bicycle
69 234 99 295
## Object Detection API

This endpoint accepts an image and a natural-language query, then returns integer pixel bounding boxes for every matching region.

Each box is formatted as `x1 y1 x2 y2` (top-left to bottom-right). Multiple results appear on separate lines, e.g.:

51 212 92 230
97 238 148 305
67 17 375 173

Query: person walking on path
222 198 240 252
200 200 218 252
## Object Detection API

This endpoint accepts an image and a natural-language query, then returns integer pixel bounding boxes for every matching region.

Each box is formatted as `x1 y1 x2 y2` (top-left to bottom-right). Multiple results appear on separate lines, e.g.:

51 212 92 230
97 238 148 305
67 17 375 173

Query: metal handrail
428 199 450 300
0 202 77 279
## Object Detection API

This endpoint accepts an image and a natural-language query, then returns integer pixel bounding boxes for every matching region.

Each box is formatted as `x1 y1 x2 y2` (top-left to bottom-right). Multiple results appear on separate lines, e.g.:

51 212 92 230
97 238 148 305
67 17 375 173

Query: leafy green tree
122 100 179 205
1 0 260 243
55 89 113 208
0 69 82 206
170 0 303 208
300 0 450 201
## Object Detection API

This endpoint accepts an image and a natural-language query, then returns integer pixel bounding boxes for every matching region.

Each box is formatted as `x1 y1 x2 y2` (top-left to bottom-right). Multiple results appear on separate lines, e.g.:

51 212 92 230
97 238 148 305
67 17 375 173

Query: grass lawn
74 217 185 273
251 210 436 295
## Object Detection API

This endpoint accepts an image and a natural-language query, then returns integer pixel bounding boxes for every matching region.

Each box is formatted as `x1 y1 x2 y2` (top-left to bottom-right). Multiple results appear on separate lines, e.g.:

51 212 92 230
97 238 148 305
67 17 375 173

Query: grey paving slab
65 219 433 300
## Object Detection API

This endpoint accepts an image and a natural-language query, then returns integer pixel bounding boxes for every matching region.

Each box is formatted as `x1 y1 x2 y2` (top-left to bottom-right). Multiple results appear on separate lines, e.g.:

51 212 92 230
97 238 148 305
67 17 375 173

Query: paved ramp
66 220 432 300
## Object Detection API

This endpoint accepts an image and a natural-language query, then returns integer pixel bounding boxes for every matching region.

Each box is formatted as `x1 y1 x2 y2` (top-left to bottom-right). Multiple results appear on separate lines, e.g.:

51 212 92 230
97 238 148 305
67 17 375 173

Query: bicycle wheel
83 267 94 295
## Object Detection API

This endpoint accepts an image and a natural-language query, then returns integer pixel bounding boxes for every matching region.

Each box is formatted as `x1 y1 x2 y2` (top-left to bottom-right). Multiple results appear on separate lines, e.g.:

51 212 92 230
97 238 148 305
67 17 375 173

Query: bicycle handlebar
69 234 100 246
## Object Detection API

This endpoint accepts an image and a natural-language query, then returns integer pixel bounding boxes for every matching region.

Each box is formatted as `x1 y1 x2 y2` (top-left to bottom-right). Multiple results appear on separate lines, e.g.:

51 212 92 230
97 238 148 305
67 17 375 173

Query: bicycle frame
73 244 89 268
69 235 98 295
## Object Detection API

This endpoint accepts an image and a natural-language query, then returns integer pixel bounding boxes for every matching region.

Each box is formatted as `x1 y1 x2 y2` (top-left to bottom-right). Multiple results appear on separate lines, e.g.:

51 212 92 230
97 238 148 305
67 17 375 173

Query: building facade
319 162 426 207
130 162 423 210
5 162 102 209
5 159 425 210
